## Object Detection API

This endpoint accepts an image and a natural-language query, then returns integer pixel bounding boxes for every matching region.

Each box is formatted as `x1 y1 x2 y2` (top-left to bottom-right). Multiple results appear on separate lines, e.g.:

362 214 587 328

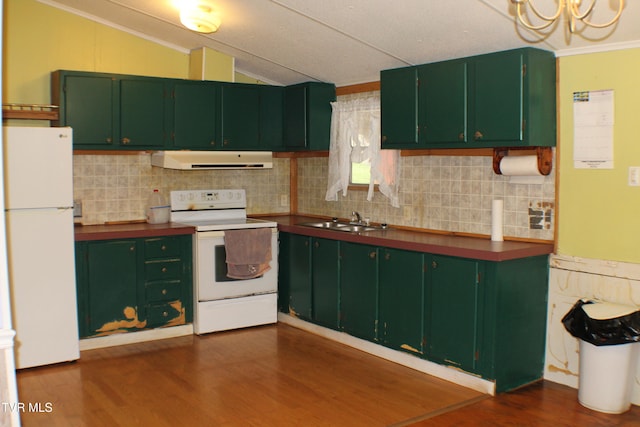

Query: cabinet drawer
146 281 182 303
145 237 183 259
146 302 183 326
145 259 182 281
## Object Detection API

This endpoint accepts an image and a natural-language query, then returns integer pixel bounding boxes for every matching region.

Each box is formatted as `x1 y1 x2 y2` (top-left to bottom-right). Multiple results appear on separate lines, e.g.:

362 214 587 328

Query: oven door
195 229 278 302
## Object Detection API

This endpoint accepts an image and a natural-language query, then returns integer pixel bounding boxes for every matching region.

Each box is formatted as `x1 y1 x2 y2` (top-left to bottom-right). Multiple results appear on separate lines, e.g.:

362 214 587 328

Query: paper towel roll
491 199 503 242
499 155 545 184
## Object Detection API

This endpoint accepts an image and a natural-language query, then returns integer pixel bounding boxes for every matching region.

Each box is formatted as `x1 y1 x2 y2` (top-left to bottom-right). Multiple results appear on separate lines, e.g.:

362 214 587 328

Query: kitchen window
325 95 400 207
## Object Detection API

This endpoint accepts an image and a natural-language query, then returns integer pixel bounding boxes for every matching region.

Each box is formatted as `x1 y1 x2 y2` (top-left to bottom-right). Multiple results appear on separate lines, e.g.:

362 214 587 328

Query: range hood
151 151 273 170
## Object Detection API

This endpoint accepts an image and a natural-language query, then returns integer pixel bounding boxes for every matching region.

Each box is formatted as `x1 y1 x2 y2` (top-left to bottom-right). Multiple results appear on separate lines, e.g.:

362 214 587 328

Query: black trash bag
562 299 640 346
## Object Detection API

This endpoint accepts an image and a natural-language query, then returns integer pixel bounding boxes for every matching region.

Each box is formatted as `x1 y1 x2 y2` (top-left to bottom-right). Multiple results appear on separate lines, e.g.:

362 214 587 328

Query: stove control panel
170 189 246 211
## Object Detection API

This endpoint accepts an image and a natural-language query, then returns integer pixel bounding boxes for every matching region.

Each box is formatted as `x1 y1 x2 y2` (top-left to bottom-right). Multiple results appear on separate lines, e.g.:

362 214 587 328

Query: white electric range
170 189 278 334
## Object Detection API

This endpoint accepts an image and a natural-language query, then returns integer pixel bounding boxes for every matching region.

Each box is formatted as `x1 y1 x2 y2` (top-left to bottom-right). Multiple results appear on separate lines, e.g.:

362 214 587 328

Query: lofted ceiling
40 0 640 86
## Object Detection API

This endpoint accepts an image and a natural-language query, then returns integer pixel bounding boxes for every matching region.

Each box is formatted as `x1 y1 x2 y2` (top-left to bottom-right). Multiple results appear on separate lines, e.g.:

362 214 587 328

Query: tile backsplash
73 150 554 240
73 153 290 225
296 154 555 241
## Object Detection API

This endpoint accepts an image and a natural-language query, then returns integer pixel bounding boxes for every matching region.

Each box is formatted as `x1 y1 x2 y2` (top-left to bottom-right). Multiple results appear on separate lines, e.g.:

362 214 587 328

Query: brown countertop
260 215 553 262
74 222 195 241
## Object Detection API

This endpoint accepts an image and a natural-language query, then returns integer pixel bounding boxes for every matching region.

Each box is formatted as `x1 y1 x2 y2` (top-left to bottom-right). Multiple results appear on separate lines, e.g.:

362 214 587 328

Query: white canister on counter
147 189 170 224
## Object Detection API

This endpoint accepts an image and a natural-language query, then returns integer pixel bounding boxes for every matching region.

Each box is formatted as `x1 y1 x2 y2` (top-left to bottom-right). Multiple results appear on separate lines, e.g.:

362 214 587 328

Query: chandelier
511 0 624 33
178 0 221 34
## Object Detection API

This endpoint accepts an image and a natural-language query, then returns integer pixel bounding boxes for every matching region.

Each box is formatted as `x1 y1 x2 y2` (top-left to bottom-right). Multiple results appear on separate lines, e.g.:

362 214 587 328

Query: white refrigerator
3 126 79 369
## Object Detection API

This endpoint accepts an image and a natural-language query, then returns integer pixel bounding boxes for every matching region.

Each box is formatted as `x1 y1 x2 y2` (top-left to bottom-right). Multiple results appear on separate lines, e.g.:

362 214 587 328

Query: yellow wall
2 0 190 105
557 48 640 263
188 47 234 82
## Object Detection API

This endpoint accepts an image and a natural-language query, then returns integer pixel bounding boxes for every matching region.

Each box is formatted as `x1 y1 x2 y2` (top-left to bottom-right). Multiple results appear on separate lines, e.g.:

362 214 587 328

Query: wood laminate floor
15 323 640 426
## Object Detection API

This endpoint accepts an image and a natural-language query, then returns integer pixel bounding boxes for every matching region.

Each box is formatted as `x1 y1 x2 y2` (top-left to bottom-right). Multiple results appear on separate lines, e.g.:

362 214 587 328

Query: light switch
629 167 640 186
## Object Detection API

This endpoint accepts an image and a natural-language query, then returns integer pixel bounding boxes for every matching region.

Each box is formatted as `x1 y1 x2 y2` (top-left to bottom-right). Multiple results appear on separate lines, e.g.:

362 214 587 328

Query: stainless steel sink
298 221 387 233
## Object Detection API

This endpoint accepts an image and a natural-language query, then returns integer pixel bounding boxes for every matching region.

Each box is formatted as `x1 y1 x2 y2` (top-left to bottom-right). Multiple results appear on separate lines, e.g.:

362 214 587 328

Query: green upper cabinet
221 83 261 150
52 70 168 150
284 82 336 151
259 85 285 151
381 47 556 149
418 59 468 145
380 66 419 147
171 80 220 149
119 78 167 148
471 48 556 147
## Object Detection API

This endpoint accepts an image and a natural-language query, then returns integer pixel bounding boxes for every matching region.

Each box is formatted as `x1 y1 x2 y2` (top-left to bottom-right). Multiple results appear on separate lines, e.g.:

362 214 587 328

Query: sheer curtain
324 95 400 208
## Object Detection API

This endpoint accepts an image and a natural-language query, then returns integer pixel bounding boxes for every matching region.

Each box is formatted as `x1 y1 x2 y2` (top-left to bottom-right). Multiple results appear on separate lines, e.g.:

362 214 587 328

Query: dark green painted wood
419 59 468 145
172 80 219 149
311 238 340 330
259 85 284 150
119 78 166 148
85 240 139 335
378 248 424 355
340 242 378 341
284 82 336 150
58 73 116 147
380 47 556 149
479 255 549 392
282 233 313 319
472 51 523 144
380 66 419 148
426 254 481 372
75 235 193 338
221 83 261 149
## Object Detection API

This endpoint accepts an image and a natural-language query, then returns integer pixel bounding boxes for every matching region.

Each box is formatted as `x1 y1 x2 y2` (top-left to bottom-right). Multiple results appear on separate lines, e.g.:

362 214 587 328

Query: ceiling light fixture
179 0 221 34
511 0 624 33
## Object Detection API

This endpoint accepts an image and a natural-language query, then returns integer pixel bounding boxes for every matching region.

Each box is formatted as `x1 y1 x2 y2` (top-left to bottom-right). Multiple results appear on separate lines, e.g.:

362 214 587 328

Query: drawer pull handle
369 251 376 260
161 289 167 295
162 311 168 317
129 246 135 251
432 261 438 269
161 245 167 251
474 130 483 140
161 267 167 273
122 137 131 144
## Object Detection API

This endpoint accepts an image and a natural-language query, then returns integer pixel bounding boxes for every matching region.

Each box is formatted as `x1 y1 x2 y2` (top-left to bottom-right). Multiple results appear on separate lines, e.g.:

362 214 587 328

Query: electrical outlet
629 167 640 186
73 200 83 217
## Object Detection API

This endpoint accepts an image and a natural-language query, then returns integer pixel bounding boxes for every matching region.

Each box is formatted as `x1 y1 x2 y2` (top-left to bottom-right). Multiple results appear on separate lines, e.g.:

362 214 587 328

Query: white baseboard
79 324 194 351
277 313 495 396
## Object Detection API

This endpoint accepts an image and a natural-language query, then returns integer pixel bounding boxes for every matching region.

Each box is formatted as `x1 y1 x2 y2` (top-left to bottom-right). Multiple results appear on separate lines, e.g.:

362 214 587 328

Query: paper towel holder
492 147 552 176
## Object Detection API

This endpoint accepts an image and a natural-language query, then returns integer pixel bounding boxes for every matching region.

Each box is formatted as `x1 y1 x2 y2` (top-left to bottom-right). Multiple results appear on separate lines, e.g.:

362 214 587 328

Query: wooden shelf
2 104 59 121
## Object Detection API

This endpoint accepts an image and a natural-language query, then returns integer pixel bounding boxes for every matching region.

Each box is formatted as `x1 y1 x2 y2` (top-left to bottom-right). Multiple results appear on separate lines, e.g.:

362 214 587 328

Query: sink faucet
350 211 362 224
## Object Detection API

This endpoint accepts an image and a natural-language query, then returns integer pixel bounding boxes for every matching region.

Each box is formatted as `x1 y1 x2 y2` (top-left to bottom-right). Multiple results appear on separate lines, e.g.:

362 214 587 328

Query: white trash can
578 339 640 414
566 300 640 414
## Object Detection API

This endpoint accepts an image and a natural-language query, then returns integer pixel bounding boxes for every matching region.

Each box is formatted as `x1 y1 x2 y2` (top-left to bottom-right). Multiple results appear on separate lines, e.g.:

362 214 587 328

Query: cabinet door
472 51 524 144
85 240 140 336
381 67 418 148
379 248 424 354
59 74 117 148
311 238 340 330
173 81 219 149
426 255 481 372
340 242 378 341
283 85 307 149
419 60 468 145
221 84 261 149
281 233 313 320
119 78 166 148
260 85 284 150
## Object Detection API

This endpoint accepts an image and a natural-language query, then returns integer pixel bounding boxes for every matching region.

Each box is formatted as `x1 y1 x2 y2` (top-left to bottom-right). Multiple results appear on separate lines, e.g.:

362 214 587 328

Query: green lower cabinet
279 233 312 319
478 256 549 392
340 242 378 341
76 240 141 337
425 255 483 373
378 248 425 355
75 234 193 338
311 238 340 330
